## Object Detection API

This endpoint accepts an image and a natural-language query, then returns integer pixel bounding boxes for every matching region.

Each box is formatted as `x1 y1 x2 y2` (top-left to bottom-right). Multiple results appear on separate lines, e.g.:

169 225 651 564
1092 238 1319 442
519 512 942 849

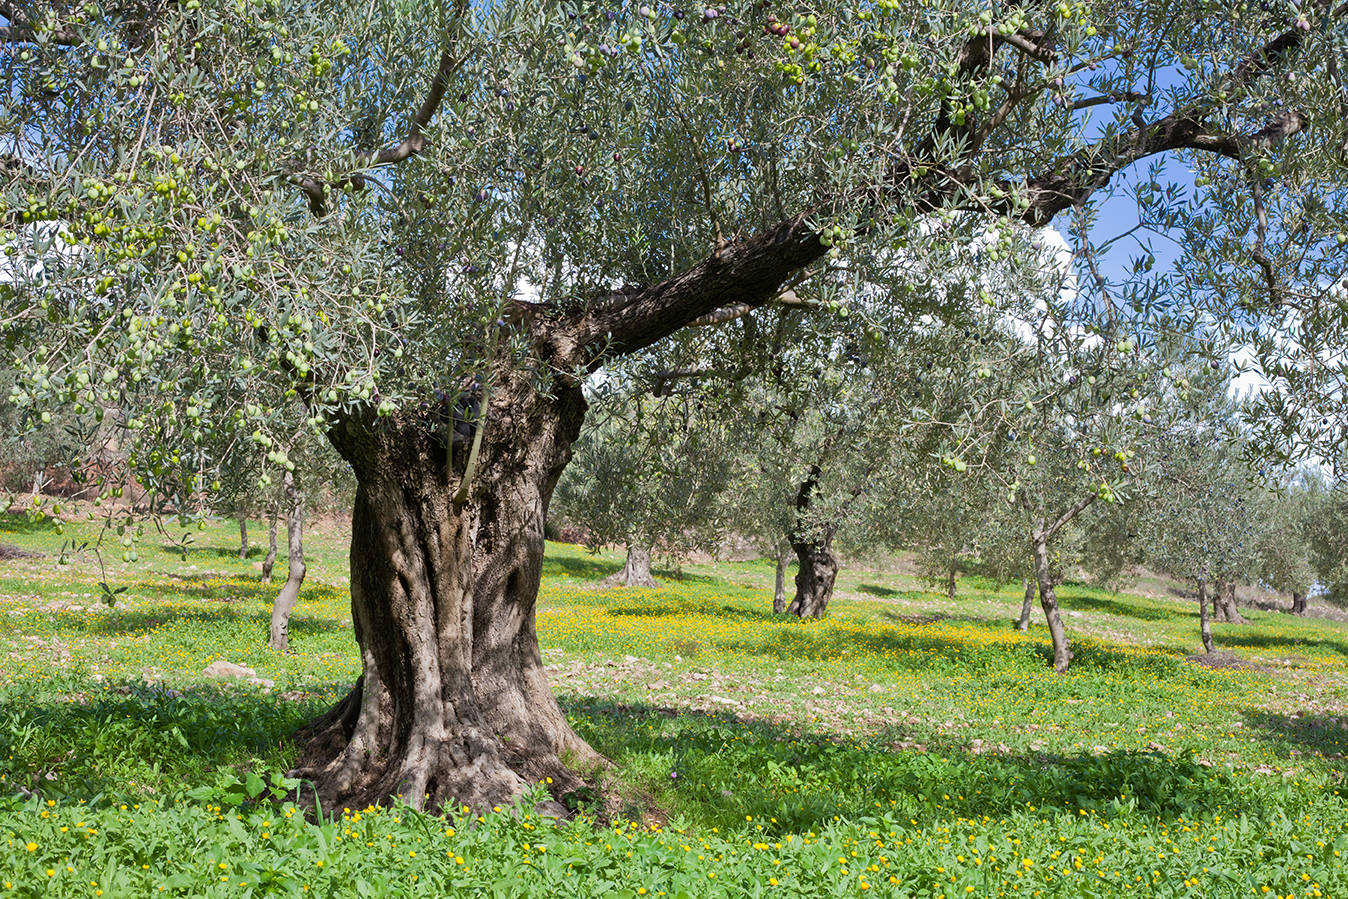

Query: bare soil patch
1186 649 1264 671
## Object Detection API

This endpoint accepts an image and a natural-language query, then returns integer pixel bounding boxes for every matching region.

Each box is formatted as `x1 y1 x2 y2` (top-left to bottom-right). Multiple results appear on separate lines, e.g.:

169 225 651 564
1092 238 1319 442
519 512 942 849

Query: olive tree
1298 469 1348 610
555 375 733 586
1249 479 1315 614
5 0 1345 813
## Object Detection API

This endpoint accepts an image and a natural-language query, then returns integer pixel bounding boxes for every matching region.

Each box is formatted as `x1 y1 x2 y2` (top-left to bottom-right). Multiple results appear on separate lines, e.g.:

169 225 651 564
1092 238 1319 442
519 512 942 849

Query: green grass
1 515 1347 897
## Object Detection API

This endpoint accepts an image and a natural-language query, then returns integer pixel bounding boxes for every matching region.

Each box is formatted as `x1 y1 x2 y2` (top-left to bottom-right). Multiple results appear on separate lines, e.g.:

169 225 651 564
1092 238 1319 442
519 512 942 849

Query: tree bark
616 544 658 588
1022 491 1095 671
269 472 306 652
291 379 602 814
785 466 838 619
262 504 278 582
946 564 958 600
1292 591 1307 615
238 517 249 561
787 535 839 618
1016 577 1035 632
1031 531 1073 673
1198 578 1214 653
773 547 789 614
1214 580 1246 624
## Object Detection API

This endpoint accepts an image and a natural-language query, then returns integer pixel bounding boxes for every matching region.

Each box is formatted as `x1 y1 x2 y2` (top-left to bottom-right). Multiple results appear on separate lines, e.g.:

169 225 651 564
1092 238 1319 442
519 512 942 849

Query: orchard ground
1 507 1346 897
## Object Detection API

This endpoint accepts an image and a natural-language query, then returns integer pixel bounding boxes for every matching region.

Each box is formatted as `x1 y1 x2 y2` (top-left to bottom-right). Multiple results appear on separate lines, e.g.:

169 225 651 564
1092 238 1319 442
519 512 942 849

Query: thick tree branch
557 8 1333 367
1022 104 1311 227
573 214 826 363
686 289 812 327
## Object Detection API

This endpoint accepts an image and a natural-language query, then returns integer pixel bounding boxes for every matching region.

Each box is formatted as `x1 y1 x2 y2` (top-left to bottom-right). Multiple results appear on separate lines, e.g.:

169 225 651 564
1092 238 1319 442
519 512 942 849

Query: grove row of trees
553 299 1348 665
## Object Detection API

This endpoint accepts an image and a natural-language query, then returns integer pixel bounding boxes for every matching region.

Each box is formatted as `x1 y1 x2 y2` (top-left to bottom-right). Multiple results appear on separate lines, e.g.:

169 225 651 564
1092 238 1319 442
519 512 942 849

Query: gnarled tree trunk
1016 577 1035 632
1198 578 1214 653
787 534 839 618
291 380 602 814
785 465 839 619
615 544 658 588
268 471 306 652
1292 591 1307 615
946 564 959 600
1214 580 1245 623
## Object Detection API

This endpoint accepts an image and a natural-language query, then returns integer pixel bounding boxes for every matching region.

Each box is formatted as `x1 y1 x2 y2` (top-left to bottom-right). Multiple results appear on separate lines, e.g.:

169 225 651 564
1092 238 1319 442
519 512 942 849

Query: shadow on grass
858 584 903 598
543 554 623 581
564 695 1286 835
1057 593 1175 622
608 600 779 625
0 511 61 535
1218 631 1348 659
87 603 347 639
0 679 346 802
1242 708 1348 772
149 574 347 607
877 608 959 625
156 543 271 560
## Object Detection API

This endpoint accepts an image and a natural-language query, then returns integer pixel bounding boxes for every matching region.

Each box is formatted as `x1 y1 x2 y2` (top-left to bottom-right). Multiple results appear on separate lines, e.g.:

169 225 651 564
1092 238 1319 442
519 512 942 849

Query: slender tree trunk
238 517 249 560
291 380 602 814
1215 580 1245 624
773 546 789 614
262 504 278 582
1016 577 1035 632
1022 491 1095 672
946 564 958 600
616 544 658 588
1031 531 1073 673
268 472 306 652
1292 591 1307 615
1198 578 1214 653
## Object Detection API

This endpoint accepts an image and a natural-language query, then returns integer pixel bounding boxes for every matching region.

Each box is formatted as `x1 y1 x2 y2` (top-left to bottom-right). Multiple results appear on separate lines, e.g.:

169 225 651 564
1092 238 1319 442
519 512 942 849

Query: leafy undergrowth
1 523 1347 896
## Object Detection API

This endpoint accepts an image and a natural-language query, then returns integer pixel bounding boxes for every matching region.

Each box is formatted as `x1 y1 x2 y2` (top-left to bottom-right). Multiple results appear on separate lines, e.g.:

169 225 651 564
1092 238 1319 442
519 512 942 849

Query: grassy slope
0 510 1346 898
